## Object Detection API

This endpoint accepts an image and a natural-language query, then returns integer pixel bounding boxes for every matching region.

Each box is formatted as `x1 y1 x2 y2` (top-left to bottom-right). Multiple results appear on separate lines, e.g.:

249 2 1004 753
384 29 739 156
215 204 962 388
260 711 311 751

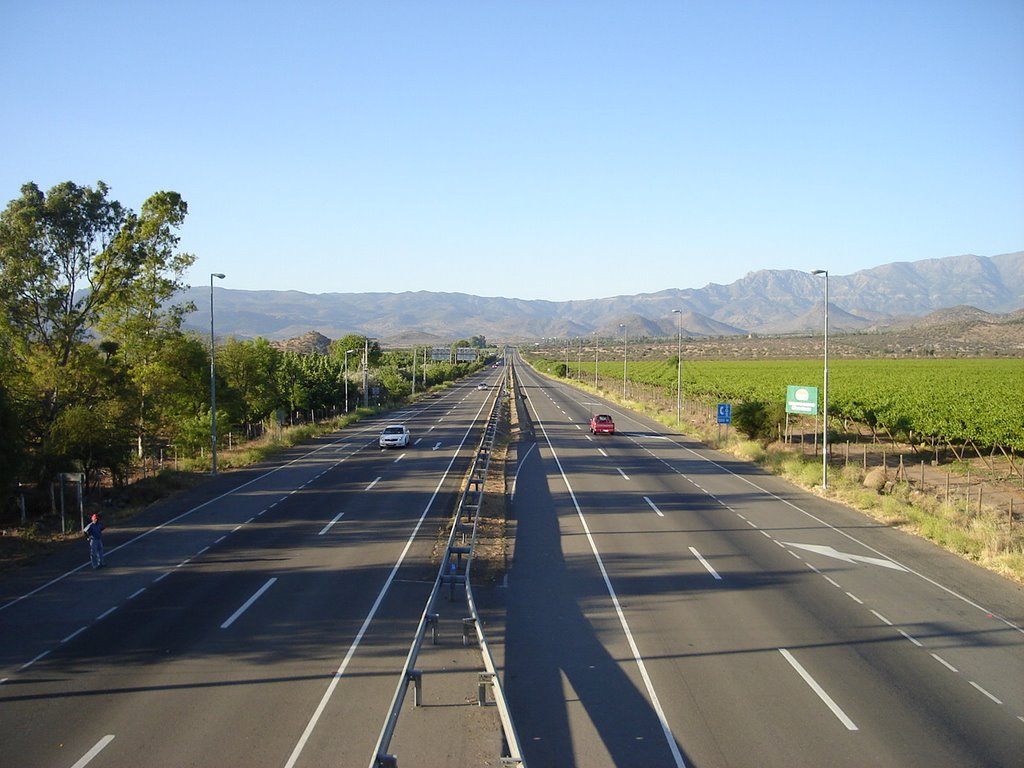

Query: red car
590 414 615 434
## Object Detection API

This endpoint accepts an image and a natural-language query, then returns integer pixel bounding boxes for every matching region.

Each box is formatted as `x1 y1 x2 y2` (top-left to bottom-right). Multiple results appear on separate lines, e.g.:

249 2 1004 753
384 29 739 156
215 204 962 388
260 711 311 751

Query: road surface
0 375 503 768
477 354 1024 767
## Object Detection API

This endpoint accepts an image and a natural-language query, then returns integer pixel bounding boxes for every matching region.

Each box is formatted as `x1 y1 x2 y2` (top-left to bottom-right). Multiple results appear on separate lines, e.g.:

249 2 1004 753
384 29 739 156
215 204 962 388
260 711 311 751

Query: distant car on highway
379 424 411 448
590 414 615 434
477 383 489 390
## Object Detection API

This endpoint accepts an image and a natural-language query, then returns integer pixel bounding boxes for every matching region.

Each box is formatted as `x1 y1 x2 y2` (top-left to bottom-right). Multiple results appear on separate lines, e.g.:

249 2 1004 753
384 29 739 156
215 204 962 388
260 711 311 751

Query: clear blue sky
2 1 1022 301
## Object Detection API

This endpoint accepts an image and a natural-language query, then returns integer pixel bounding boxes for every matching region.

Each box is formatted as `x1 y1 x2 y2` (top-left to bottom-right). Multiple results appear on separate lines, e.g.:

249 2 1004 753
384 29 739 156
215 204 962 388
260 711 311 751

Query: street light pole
344 349 355 413
363 337 370 409
620 323 627 399
594 331 599 389
209 272 225 475
672 309 683 426
812 269 829 489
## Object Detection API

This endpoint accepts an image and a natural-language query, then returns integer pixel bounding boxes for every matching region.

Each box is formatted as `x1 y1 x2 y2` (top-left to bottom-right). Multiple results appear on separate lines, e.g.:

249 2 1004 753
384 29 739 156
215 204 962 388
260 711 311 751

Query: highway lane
486 356 1024 767
0 374 503 768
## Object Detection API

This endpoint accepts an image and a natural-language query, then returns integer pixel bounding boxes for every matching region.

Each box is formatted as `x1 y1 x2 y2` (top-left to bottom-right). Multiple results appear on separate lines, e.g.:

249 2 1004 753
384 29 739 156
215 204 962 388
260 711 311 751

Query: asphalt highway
478 354 1024 768
0 375 503 768
4 354 1023 768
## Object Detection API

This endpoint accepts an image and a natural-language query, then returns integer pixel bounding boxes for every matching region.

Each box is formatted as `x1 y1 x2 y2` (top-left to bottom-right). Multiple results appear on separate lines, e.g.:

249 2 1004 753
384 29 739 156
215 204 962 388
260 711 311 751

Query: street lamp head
672 309 681 314
211 272 226 280
811 269 827 277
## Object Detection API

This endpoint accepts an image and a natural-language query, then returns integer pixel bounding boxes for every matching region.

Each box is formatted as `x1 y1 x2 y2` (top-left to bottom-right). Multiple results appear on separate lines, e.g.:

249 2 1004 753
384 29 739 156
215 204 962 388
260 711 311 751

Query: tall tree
328 335 382 367
0 181 195 480
217 337 281 435
95 190 196 456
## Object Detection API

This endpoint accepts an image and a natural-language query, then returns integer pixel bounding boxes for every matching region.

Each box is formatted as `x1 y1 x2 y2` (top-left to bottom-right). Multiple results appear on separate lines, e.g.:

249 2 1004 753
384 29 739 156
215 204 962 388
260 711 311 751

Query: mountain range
180 251 1024 343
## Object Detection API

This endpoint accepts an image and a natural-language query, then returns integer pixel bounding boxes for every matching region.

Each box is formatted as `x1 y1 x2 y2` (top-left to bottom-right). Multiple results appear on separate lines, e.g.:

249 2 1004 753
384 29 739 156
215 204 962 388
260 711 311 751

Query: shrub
732 400 786 443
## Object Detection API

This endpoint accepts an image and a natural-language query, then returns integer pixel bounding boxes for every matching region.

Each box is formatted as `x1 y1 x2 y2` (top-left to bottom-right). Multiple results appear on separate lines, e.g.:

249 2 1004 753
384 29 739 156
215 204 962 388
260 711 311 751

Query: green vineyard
529 356 1024 452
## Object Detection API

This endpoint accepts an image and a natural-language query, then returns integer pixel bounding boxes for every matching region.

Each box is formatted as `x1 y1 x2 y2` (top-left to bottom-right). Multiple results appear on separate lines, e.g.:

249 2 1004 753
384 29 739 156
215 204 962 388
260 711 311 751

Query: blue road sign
717 403 732 424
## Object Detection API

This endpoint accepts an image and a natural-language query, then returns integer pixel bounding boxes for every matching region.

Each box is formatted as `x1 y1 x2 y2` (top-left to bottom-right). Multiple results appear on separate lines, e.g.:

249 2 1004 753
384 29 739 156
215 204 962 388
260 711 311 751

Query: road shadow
502 435 692 767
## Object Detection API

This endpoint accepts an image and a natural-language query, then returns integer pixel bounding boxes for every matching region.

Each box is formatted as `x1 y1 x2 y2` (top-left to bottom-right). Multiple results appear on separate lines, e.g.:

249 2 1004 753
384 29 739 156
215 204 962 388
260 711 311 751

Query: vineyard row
530 356 1024 453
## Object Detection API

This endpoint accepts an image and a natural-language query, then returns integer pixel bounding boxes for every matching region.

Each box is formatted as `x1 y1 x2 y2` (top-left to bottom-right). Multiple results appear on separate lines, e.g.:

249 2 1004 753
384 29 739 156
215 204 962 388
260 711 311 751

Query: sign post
717 403 732 440
785 386 819 415
785 385 819 450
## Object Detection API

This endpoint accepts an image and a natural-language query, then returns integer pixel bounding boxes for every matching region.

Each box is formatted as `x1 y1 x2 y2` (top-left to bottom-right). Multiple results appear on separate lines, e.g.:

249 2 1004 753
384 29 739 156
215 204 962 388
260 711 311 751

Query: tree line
0 181 489 520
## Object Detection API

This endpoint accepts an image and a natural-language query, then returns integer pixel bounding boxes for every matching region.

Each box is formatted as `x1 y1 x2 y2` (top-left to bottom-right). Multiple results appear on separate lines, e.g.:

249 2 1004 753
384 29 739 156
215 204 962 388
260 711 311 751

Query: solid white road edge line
221 578 277 630
62 626 88 643
19 650 49 670
779 648 858 730
511 442 538 501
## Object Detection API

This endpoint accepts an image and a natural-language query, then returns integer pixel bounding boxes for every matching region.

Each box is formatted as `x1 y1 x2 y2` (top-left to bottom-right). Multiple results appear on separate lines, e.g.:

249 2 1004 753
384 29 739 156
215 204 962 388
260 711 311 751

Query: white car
379 424 411 449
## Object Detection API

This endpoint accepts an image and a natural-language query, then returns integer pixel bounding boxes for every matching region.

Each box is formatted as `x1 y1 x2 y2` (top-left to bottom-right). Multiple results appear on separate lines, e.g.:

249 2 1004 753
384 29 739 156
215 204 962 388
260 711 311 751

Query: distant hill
270 331 332 355
181 251 1024 343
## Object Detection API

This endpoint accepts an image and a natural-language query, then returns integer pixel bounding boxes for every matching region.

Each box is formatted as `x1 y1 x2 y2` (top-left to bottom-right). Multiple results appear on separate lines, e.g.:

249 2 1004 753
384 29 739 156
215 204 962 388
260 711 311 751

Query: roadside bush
732 400 786 443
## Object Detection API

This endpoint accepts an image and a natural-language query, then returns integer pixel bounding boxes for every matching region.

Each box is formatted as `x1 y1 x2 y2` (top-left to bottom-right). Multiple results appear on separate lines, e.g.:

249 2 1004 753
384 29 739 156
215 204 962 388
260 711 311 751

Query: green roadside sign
786 385 819 415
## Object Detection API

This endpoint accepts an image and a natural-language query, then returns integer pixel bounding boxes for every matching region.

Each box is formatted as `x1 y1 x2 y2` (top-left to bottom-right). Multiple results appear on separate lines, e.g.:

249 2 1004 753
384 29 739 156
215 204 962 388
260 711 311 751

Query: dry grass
470 394 511 586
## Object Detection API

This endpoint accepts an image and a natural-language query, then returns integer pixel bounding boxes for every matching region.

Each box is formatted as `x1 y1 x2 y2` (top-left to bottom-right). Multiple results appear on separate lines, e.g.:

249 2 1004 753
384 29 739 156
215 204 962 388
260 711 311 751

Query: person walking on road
84 513 105 568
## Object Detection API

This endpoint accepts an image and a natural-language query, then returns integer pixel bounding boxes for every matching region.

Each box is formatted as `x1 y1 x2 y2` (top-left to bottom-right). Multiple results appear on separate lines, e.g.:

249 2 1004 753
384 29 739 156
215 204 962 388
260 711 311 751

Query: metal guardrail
371 359 525 767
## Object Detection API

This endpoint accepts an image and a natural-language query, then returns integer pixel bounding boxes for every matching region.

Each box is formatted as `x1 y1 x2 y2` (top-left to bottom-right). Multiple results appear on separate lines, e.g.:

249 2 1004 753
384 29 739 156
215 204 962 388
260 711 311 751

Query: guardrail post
478 671 494 706
409 669 423 707
426 613 439 644
462 617 476 646
376 755 398 768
